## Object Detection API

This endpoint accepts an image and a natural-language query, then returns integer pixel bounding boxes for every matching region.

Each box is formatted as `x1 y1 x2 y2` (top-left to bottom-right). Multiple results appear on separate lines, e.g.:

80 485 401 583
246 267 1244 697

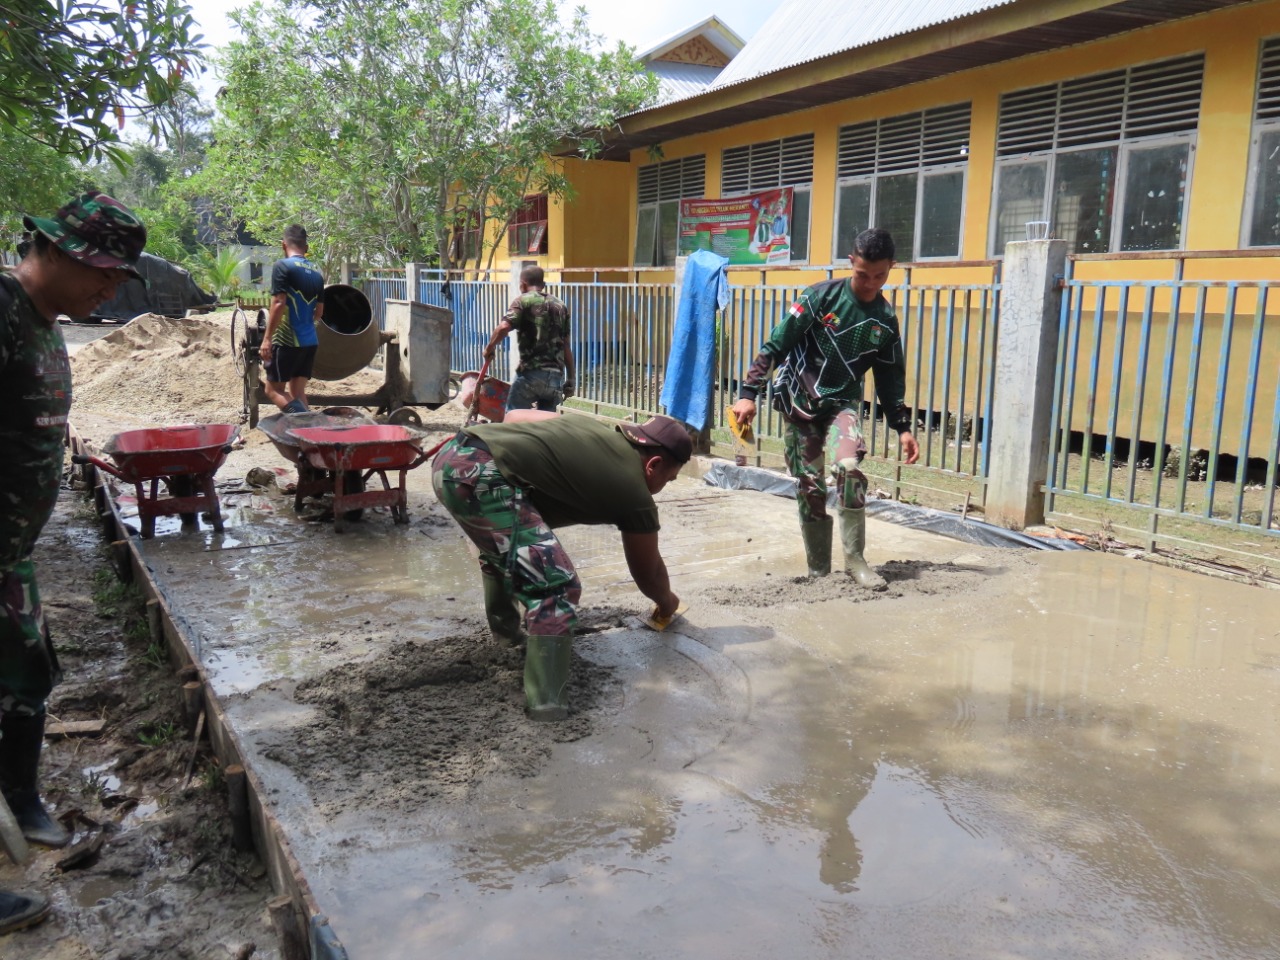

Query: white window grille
991 53 1203 255
1246 37 1280 247
635 155 705 267
835 102 970 261
721 134 814 261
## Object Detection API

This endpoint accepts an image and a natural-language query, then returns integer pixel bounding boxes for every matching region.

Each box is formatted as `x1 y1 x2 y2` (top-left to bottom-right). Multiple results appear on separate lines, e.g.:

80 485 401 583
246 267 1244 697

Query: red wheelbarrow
72 424 240 539
286 424 430 532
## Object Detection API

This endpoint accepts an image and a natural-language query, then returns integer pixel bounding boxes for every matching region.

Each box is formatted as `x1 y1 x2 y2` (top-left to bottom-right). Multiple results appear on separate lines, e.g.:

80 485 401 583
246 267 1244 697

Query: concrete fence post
986 239 1068 530
506 262 523 383
404 262 422 301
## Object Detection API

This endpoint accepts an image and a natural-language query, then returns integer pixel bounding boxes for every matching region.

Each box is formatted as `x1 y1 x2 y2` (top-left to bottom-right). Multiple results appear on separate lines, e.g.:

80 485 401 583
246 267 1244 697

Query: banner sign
678 187 793 265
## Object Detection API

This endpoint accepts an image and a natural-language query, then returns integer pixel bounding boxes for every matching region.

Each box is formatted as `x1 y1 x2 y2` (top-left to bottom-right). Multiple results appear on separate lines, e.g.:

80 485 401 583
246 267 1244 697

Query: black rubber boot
482 574 524 647
0 712 71 849
0 888 51 934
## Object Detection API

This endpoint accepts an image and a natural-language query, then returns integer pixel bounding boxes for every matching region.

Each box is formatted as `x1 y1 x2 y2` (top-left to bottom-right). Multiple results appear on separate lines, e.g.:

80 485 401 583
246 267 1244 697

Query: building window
835 103 970 262
992 54 1203 256
721 134 813 261
508 195 548 255
1247 37 1280 247
635 156 705 266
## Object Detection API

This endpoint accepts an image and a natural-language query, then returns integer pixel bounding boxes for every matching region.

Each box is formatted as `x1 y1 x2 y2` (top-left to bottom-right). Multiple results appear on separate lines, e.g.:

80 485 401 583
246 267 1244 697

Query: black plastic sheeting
702 460 1085 551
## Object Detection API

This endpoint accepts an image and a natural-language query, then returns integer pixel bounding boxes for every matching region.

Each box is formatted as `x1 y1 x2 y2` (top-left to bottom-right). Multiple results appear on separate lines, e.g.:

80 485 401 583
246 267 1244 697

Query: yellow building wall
624 1 1280 278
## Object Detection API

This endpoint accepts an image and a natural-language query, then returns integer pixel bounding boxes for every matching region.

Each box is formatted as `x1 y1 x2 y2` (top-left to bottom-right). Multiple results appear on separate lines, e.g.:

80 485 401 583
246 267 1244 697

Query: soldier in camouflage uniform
730 228 920 589
432 411 689 721
483 265 576 411
0 191 146 934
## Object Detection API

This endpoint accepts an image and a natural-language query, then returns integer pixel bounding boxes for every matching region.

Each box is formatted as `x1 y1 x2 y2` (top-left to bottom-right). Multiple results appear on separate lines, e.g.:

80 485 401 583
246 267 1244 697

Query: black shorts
265 344 317 382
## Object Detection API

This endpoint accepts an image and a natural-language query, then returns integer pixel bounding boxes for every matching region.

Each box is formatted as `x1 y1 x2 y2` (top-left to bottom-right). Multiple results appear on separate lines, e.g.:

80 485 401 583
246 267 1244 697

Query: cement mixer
234 287 452 428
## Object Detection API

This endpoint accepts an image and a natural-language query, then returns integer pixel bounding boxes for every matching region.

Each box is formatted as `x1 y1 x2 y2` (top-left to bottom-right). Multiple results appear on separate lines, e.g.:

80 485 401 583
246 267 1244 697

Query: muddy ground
0 486 280 960
1 310 1071 956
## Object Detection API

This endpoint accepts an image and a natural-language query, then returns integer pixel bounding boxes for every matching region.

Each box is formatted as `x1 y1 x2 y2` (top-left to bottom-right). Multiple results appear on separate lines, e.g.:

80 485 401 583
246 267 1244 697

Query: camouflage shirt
504 290 570 374
0 274 72 569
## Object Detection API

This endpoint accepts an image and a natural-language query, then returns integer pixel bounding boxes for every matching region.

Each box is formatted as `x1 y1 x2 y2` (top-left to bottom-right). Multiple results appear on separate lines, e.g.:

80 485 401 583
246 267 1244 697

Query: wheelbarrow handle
71 453 123 480
466 355 492 426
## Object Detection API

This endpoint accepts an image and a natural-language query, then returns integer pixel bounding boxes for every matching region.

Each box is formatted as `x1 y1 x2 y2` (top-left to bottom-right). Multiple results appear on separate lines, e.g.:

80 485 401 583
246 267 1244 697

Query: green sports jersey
0 274 72 569
740 277 912 430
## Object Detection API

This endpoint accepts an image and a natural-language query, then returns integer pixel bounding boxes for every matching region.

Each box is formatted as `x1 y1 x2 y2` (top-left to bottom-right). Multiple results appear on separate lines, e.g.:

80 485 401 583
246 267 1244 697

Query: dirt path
0 486 281 960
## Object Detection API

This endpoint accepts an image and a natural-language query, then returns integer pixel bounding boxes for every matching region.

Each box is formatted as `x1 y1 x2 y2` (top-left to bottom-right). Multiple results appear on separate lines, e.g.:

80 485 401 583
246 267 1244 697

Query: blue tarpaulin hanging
660 249 729 430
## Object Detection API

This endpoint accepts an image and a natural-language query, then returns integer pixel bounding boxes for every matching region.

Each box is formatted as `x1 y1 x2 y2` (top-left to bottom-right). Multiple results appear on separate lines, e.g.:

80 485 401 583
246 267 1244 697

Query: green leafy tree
0 124 80 244
0 1 206 163
195 0 657 271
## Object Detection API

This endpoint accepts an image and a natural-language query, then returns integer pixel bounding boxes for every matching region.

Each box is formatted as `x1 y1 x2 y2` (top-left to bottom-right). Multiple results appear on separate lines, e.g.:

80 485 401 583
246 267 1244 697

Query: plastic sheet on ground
702 460 1086 551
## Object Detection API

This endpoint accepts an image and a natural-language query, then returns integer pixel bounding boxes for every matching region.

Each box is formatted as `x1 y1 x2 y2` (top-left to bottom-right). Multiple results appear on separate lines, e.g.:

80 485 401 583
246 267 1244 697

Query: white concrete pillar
986 239 1067 530
506 262 523 381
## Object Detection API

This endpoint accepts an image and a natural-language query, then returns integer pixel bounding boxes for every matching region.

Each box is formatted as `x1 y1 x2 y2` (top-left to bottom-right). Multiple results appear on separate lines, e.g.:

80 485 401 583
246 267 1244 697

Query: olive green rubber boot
800 518 833 577
839 507 887 590
0 712 70 849
482 574 524 647
0 888 51 935
524 635 573 721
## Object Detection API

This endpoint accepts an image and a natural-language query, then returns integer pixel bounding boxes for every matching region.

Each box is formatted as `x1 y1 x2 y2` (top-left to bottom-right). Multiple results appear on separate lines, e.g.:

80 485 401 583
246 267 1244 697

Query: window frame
635 156 705 267
1243 36 1280 248
507 194 548 257
989 54 1203 257
833 104 971 263
990 134 1195 255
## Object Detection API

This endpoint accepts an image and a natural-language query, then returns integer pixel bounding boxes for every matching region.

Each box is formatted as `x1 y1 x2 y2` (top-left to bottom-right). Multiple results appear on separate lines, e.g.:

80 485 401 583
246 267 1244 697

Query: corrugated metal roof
648 62 724 104
583 0 1254 159
712 0 1017 89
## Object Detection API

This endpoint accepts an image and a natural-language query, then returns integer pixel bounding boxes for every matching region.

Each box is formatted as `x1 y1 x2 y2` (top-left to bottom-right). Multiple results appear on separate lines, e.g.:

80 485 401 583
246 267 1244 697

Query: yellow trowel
642 601 688 632
726 405 755 465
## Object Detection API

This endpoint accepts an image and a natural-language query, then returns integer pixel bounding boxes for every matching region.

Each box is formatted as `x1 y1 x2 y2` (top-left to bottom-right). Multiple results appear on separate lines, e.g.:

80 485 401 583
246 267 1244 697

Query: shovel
0 791 30 865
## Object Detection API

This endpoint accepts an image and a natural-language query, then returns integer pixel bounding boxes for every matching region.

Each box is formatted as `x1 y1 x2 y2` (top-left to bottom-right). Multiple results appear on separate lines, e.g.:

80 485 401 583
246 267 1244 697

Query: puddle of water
81 761 120 794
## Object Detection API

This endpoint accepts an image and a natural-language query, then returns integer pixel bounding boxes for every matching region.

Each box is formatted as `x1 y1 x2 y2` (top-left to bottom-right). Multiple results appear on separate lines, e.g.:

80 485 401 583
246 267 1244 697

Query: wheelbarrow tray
287 425 425 473
258 408 376 465
102 424 240 483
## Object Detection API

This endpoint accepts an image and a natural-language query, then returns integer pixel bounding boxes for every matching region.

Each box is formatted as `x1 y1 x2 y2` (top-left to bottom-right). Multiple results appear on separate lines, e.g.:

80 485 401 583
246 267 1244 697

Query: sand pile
71 309 388 427
71 312 242 424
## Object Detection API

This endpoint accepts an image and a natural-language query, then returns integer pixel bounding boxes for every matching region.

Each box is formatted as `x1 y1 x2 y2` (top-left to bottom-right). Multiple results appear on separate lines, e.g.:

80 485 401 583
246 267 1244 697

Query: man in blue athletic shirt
260 224 325 414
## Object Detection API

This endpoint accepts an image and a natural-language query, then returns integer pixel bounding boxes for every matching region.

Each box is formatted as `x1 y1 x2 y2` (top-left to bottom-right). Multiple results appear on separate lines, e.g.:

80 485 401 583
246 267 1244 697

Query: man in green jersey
1 191 146 934
432 412 689 721
730 228 920 589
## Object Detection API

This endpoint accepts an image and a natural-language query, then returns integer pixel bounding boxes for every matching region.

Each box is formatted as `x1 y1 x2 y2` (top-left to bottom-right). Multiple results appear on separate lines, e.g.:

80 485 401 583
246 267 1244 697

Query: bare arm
621 530 679 618
483 319 514 360
562 342 576 398
261 293 286 359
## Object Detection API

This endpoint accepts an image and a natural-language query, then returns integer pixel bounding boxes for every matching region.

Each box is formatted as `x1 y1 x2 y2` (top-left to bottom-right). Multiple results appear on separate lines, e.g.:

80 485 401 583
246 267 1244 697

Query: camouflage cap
23 190 147 280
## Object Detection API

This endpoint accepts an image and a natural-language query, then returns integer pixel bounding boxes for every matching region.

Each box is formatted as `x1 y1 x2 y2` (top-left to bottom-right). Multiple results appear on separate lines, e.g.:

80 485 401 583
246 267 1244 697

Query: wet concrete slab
122 471 1280 960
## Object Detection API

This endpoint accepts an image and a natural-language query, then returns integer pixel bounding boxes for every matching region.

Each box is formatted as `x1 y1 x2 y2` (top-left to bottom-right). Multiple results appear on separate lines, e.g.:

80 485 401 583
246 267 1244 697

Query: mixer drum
312 284 379 381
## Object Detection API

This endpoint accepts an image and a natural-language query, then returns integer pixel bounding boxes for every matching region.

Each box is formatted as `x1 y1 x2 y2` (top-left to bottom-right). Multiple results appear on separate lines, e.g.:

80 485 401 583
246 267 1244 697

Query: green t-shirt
465 417 659 533
503 290 570 374
0 273 73 569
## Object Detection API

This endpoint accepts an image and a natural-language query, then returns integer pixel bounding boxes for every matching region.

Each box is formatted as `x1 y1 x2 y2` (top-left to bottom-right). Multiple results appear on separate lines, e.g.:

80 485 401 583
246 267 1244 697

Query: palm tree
189 245 248 300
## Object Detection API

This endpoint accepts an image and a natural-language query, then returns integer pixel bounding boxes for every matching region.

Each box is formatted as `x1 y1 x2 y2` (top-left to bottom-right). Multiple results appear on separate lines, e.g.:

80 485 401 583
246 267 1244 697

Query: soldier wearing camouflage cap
0 190 146 935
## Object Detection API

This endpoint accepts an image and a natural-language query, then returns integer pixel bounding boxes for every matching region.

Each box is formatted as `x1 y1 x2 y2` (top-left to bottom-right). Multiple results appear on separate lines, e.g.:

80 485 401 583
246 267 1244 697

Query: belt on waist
456 430 490 454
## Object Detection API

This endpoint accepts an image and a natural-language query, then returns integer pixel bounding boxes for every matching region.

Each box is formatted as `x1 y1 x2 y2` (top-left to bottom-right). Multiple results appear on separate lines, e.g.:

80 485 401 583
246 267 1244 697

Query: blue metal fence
1047 255 1279 557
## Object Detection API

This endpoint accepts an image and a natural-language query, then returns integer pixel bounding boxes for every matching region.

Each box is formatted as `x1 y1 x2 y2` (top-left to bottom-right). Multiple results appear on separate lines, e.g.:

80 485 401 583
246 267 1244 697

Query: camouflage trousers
783 404 869 524
0 558 61 716
431 435 580 636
